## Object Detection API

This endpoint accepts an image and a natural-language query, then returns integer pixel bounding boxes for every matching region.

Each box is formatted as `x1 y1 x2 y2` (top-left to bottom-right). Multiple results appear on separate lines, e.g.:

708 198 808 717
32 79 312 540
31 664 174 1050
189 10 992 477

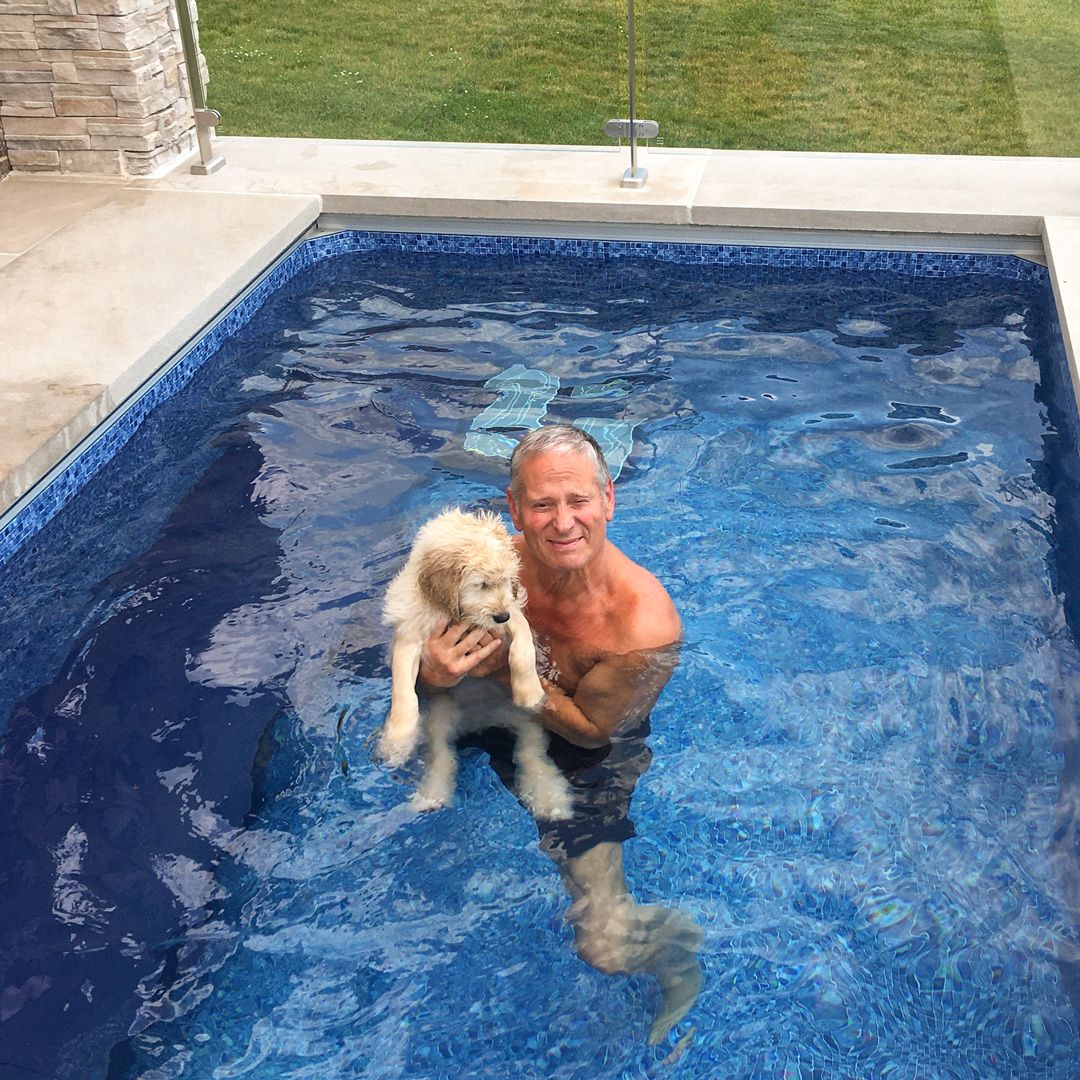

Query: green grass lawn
196 0 1080 157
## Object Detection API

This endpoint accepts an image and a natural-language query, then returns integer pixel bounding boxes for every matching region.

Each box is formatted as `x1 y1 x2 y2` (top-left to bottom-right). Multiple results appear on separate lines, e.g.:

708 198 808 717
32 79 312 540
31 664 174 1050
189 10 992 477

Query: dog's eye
479 582 491 590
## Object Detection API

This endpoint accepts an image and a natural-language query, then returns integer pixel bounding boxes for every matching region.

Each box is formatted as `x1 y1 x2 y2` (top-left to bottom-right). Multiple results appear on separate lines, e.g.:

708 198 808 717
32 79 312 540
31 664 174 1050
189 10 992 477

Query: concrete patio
2 135 1080 521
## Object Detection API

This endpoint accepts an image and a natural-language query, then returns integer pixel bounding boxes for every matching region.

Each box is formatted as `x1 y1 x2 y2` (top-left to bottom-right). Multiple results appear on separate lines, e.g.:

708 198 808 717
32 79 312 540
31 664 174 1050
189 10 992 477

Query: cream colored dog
378 508 572 820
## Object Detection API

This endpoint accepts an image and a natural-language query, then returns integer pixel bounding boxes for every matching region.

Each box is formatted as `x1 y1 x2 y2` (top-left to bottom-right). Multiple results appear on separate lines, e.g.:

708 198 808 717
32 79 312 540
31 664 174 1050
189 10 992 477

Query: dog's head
416 513 523 627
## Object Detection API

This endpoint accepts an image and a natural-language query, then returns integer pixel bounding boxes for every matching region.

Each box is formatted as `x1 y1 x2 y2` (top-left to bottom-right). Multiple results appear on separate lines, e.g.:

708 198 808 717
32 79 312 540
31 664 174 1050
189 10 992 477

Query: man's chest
527 606 624 689
531 633 596 691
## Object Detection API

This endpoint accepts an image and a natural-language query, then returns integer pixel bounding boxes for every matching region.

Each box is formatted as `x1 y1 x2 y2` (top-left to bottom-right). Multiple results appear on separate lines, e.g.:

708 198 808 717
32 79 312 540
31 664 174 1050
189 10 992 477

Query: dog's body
378 508 572 820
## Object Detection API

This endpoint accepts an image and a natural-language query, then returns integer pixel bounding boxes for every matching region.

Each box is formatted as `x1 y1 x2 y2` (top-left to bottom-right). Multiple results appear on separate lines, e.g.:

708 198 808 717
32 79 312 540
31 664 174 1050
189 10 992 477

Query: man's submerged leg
558 841 704 1044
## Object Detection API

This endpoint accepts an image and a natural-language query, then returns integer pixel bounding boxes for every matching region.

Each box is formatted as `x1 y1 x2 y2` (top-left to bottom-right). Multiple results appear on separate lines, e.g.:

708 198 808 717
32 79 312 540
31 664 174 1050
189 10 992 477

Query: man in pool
417 424 704 1045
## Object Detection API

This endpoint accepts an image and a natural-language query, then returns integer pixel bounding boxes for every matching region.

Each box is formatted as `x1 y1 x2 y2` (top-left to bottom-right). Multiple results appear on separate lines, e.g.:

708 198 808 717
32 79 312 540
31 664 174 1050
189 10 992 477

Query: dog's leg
505 608 545 710
411 694 460 811
378 634 423 766
511 718 573 821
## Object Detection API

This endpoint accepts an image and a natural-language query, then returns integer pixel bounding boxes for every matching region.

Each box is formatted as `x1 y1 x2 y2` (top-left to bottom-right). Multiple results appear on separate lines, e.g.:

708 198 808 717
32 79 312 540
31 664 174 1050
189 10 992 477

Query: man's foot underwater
648 947 704 1045
560 843 705 1041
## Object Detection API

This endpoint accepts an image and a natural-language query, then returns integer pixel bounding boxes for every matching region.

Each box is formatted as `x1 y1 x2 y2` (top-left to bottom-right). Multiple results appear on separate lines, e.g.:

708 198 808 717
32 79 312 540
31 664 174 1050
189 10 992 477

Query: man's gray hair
508 424 612 499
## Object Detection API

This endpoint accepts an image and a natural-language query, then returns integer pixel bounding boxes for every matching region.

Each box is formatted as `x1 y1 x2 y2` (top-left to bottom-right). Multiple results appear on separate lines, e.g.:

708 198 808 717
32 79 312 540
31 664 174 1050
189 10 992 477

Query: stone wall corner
0 0 206 177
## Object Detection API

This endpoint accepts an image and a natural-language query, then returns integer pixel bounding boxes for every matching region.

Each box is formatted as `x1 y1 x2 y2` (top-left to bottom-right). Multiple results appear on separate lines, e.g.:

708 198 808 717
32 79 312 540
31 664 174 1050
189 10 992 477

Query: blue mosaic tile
0 230 1056 568
296 231 1050 285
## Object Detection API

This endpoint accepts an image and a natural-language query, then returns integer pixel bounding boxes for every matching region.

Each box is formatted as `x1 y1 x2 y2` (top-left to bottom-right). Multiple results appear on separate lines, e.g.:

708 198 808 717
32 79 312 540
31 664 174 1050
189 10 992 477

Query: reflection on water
1 249 1079 1078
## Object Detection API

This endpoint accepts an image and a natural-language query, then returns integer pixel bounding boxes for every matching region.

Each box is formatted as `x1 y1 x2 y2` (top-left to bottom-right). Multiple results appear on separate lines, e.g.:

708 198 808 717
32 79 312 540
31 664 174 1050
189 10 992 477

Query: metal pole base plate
191 155 226 176
620 166 648 189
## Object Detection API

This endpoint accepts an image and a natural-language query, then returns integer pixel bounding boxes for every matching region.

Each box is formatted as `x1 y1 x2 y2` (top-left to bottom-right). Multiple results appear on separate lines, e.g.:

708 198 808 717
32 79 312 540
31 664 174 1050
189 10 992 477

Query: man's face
506 449 614 573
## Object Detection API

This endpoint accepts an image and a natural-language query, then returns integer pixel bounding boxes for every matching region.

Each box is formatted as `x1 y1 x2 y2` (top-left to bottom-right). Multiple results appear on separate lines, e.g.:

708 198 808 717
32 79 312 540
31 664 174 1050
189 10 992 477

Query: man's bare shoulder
613 546 682 650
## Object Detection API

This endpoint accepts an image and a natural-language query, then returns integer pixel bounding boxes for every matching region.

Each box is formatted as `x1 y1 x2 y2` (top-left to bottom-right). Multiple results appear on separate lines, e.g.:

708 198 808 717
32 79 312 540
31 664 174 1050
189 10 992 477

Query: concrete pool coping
2 136 1080 524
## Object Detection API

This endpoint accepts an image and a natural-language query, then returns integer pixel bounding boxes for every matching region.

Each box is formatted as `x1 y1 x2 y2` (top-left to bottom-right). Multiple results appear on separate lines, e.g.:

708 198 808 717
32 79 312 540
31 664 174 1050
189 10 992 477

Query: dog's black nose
492 612 510 624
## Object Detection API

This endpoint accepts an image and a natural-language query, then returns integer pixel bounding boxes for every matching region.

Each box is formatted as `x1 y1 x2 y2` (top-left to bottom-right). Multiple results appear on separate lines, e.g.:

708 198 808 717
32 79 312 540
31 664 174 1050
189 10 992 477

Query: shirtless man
419 424 703 1044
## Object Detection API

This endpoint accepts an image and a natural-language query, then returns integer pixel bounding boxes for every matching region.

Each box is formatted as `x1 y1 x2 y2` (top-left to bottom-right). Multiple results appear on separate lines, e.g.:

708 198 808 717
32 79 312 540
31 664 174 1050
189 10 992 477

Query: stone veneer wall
0 0 208 176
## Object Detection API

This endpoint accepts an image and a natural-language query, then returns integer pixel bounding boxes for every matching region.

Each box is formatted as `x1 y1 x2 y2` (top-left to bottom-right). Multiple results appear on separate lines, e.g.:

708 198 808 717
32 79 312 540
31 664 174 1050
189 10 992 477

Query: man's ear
603 477 615 522
506 486 523 532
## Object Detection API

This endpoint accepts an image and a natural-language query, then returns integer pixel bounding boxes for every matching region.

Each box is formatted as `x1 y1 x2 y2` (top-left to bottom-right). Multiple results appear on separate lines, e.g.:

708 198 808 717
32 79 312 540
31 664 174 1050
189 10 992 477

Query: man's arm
540 568 681 747
539 645 680 748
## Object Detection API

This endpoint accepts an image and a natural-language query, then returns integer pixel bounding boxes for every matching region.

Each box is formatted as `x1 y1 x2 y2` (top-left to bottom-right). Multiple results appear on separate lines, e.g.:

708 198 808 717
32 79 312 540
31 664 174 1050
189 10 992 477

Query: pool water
2 237 1080 1079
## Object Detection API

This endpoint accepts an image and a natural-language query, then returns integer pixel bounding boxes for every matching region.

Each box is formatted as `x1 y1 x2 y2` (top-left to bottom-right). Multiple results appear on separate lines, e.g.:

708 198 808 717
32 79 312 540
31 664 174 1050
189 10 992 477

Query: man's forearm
537 677 611 749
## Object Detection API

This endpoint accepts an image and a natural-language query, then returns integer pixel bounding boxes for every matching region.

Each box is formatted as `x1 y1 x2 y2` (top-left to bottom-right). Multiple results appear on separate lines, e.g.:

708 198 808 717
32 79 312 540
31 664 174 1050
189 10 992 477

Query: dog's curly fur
378 508 572 820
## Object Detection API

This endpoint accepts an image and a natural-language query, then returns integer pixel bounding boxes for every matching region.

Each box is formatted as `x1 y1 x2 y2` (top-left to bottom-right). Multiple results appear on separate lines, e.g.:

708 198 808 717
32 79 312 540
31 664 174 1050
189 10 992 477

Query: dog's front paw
410 788 451 812
376 728 418 768
528 789 573 822
520 774 573 821
512 674 546 711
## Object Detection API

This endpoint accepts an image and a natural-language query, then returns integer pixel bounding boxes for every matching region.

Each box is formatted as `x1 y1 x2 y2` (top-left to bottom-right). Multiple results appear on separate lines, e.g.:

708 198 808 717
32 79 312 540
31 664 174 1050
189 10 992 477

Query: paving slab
0 184 320 513
693 150 1080 234
0 174 127 256
145 137 710 225
150 137 1080 237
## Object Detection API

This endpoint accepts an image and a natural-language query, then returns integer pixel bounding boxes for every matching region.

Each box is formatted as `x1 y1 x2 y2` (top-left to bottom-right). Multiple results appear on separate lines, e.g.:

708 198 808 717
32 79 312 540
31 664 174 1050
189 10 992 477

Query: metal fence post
174 0 226 175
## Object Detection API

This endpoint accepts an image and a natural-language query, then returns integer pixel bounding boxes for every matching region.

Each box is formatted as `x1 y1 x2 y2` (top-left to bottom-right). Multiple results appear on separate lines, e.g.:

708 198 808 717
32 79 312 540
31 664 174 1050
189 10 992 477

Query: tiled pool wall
1038 292 1080 640
0 230 1066 570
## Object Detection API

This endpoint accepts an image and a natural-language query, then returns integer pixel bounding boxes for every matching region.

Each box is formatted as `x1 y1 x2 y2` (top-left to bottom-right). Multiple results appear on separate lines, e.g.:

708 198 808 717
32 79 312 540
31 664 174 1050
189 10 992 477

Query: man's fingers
469 635 510 678
457 625 490 651
474 636 503 657
433 623 504 672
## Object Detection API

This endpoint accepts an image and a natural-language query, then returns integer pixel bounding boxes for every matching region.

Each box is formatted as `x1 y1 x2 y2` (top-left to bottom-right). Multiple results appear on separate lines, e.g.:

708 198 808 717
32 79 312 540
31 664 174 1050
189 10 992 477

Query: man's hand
418 621 509 689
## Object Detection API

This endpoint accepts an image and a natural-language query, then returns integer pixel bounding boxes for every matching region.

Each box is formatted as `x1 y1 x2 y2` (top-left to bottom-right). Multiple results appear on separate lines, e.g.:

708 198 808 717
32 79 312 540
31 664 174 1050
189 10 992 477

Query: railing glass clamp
604 119 659 141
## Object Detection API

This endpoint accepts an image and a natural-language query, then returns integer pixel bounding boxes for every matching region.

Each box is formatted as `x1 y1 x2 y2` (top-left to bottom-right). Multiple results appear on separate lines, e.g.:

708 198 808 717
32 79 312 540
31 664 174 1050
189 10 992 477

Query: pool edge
0 187 323 522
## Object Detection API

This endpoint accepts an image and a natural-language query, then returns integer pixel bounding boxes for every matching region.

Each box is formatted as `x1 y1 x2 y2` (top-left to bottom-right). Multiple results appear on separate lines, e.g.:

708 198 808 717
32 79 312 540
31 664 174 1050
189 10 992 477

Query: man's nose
554 504 574 531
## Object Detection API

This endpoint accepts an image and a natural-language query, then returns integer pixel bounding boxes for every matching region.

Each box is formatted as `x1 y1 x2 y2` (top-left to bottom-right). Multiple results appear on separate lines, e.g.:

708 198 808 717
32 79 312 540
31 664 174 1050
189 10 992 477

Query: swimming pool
2 231 1080 1078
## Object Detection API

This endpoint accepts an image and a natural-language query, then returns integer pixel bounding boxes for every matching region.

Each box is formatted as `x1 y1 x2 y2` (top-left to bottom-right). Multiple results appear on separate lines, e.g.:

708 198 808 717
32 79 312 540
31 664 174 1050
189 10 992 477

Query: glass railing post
621 0 647 188
174 0 226 175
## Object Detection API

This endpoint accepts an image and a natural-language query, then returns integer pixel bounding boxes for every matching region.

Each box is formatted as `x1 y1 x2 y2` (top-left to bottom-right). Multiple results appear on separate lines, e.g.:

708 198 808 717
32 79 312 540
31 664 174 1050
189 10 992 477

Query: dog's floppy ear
416 548 465 621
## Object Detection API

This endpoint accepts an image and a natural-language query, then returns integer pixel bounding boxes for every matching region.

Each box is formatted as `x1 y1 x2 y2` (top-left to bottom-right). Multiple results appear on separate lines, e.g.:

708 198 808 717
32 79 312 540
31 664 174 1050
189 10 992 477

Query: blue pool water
2 234 1080 1078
